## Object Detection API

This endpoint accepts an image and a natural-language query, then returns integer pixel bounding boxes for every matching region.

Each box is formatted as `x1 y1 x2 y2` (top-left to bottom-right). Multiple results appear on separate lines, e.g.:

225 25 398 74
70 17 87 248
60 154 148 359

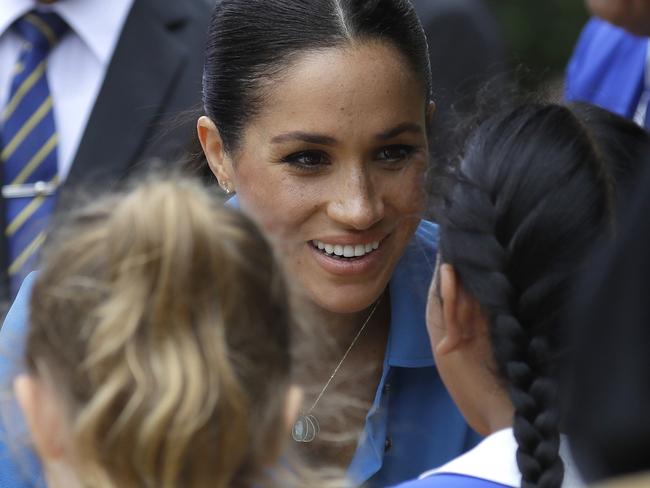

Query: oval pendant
292 414 319 443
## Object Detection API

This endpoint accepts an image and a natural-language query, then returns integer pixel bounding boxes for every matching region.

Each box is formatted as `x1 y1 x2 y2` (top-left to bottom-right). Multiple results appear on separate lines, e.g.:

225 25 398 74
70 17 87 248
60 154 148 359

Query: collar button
384 437 392 453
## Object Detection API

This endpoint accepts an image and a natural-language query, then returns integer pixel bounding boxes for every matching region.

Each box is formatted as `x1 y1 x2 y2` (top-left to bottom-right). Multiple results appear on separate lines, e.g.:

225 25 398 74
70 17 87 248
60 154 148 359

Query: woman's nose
327 167 384 230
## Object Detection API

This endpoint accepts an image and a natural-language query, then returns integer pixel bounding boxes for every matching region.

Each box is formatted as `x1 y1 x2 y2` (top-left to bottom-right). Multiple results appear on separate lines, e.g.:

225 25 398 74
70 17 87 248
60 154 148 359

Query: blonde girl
12 176 304 488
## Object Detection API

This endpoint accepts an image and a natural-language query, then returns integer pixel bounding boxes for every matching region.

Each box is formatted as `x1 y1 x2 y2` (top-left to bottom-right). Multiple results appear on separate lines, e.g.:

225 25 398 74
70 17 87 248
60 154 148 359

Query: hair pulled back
26 176 293 488
202 0 432 154
436 103 613 488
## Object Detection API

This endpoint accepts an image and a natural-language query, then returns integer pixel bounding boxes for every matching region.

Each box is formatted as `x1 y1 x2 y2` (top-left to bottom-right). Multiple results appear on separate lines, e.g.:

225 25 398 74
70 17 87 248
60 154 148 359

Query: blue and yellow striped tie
0 11 68 296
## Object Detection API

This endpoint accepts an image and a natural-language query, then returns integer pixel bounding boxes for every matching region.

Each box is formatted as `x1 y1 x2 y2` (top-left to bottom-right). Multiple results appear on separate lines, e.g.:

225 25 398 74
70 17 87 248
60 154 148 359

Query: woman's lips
312 239 380 258
308 235 389 276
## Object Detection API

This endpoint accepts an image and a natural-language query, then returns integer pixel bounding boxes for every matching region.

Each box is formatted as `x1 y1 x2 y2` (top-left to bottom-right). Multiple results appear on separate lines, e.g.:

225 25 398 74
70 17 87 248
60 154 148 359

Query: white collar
0 0 135 65
419 428 584 487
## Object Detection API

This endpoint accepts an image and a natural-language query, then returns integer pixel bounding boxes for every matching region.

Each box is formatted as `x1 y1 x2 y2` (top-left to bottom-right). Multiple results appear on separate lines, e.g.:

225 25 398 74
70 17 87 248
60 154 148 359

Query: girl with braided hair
396 102 650 488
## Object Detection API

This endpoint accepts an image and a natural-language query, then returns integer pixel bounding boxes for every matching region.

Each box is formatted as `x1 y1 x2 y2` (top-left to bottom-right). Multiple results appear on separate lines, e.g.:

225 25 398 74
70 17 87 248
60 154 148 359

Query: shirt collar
386 220 438 368
419 428 584 487
0 0 30 38
419 428 522 486
0 0 135 65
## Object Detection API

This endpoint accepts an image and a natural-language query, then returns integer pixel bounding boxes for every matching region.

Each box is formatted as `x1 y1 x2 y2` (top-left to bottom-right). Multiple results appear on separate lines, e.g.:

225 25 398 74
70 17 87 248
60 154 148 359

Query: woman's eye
282 151 330 170
376 145 416 165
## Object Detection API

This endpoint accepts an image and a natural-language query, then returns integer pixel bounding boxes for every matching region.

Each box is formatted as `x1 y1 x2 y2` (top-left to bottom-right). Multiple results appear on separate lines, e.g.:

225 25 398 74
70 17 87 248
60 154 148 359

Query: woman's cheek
394 161 427 214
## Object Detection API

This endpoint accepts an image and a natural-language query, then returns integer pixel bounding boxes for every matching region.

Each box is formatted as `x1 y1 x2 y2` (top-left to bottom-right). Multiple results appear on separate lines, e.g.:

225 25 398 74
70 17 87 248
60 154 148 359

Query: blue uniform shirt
566 18 648 121
396 474 509 488
0 220 479 487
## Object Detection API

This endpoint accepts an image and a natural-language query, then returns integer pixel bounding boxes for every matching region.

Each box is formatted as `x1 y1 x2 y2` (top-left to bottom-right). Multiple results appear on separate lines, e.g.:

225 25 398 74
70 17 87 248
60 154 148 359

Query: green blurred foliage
490 0 590 85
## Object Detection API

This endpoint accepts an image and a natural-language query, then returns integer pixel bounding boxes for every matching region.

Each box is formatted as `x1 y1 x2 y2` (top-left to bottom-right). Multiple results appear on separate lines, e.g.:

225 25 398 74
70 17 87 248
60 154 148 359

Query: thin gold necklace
292 297 382 443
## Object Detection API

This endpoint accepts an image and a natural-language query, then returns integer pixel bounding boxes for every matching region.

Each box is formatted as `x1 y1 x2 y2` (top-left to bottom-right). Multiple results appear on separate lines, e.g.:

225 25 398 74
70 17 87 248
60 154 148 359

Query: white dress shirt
633 40 650 127
418 428 585 487
0 0 134 181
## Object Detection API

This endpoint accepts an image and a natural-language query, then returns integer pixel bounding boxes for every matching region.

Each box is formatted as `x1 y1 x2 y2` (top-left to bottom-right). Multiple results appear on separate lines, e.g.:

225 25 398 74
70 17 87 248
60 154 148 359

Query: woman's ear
197 116 236 192
14 374 66 461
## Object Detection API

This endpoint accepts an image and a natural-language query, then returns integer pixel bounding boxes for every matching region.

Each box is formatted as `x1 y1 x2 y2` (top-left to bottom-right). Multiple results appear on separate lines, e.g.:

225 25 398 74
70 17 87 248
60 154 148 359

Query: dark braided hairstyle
436 103 613 488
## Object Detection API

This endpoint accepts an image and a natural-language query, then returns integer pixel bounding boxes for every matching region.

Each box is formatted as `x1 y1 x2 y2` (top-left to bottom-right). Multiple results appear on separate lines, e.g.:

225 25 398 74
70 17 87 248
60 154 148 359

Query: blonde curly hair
24 175 294 488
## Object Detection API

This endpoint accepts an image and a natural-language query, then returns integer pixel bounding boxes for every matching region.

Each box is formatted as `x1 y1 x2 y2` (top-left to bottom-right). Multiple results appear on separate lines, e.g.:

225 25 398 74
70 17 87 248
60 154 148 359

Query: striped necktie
0 11 68 296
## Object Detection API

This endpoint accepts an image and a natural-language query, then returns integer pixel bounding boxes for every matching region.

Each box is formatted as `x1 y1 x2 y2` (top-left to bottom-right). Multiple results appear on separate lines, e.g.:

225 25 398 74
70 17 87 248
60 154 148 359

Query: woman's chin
298 285 386 316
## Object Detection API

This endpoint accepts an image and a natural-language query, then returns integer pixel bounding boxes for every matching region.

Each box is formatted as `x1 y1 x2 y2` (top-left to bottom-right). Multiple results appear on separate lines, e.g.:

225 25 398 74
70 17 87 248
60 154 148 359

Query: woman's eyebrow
271 131 338 145
270 122 423 145
375 122 423 140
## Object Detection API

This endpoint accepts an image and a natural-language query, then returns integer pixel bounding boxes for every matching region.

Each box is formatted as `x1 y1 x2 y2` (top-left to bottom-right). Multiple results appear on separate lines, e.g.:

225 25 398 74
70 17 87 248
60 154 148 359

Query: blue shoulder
566 18 647 117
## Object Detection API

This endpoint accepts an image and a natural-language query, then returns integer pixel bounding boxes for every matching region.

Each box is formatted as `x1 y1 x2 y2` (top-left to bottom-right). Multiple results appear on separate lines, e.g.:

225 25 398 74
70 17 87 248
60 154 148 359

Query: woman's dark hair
202 0 432 156
435 103 617 488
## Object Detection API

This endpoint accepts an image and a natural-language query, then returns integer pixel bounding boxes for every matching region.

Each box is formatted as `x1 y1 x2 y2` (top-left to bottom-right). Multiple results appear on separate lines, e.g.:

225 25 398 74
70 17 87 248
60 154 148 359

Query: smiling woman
196 0 479 486
202 42 428 315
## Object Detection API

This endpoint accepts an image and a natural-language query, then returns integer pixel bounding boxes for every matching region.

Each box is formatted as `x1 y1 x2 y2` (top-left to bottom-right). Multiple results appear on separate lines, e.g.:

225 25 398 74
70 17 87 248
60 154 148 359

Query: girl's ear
259 384 303 466
284 385 304 434
197 116 236 193
438 264 486 355
14 374 66 461
436 263 463 355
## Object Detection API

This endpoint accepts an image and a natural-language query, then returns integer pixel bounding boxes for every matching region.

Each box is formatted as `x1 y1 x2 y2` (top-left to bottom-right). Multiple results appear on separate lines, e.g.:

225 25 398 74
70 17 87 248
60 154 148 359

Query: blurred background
490 0 589 90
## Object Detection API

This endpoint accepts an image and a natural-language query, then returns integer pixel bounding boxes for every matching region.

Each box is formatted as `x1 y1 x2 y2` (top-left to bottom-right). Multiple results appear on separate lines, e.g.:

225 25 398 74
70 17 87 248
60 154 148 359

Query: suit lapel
64 0 190 191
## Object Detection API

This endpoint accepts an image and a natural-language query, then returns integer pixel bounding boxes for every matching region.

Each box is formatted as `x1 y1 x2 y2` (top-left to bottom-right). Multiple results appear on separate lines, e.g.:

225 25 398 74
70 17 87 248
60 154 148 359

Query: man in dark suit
0 0 212 304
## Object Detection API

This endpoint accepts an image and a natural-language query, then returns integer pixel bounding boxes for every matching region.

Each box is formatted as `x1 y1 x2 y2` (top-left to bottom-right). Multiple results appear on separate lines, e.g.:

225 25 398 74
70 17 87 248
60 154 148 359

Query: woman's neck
298 292 390 349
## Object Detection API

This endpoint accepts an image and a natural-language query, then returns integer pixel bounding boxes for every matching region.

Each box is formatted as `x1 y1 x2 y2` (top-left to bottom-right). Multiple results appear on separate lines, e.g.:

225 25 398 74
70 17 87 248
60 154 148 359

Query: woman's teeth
312 240 380 258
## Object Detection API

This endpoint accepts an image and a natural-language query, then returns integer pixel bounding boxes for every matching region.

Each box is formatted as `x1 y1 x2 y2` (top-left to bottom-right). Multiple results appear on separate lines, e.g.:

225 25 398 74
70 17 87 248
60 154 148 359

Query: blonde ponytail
26 175 293 488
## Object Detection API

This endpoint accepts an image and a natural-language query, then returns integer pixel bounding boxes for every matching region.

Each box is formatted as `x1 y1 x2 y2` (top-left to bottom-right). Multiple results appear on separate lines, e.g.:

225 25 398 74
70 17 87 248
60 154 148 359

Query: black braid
437 103 612 488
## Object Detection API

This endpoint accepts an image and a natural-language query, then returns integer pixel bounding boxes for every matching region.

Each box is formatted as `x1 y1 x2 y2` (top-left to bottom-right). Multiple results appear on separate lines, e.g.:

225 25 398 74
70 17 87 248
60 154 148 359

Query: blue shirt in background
566 17 648 123
0 220 480 487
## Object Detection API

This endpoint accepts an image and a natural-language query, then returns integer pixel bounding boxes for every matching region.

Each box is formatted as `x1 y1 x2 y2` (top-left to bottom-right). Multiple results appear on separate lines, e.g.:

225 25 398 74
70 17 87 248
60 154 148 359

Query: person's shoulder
140 0 212 31
151 0 213 16
566 17 648 114
183 0 215 18
394 473 511 488
572 17 646 56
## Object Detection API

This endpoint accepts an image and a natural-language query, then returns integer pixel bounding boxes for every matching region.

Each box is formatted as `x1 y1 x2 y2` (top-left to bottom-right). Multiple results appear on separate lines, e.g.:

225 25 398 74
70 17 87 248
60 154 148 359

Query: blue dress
0 220 480 487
